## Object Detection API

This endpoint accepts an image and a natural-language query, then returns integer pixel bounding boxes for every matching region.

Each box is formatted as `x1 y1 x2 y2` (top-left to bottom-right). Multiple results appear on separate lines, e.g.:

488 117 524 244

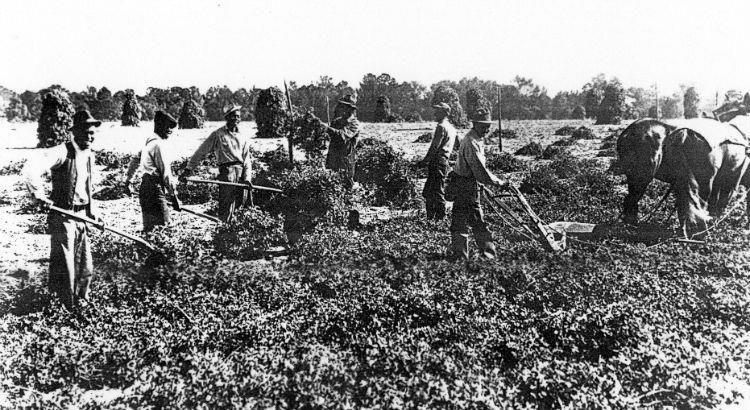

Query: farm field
0 119 749 408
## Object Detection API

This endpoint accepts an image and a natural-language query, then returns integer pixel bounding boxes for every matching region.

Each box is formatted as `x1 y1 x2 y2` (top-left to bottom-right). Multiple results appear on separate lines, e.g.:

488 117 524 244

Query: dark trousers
449 178 495 259
422 158 449 220
48 210 92 309
139 173 171 232
218 163 248 223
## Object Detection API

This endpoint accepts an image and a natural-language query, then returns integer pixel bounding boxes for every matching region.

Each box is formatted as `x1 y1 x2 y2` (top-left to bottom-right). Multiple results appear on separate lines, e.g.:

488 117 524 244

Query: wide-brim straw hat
68 110 102 130
472 108 493 124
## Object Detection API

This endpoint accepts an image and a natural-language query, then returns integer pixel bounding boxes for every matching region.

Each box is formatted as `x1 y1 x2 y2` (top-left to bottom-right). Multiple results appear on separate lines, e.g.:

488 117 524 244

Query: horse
667 120 750 238
615 119 679 224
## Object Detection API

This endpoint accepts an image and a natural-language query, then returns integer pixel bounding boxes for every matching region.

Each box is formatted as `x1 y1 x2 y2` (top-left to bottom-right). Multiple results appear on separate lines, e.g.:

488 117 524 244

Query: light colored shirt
423 118 457 163
454 129 503 186
125 135 177 194
23 140 92 205
186 125 253 179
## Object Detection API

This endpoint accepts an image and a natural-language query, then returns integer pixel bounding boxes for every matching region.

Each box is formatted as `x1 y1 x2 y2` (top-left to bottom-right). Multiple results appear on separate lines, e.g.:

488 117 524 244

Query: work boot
449 232 469 260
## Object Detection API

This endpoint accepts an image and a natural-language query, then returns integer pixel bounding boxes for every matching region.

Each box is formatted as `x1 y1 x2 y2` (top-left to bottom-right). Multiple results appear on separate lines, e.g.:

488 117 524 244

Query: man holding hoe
23 110 104 310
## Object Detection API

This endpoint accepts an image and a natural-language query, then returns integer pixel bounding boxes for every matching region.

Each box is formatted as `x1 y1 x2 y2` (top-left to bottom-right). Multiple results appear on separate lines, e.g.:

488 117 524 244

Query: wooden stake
497 85 503 151
283 80 294 165
326 95 330 124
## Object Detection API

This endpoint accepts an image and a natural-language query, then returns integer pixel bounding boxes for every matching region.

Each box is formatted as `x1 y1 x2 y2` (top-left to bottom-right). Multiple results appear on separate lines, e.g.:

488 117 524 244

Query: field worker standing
418 102 457 220
22 110 103 310
313 95 360 189
449 108 508 260
179 104 252 222
124 111 181 232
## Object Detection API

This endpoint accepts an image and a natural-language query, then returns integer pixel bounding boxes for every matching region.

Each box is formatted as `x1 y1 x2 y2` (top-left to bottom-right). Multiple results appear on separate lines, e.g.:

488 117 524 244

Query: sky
2 0 750 98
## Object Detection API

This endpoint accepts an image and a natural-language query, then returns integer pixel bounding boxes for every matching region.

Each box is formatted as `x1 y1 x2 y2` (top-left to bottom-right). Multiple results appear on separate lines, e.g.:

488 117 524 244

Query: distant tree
178 99 205 129
466 88 491 118
138 94 158 121
683 87 700 119
431 85 468 127
572 105 586 119
204 85 235 121
660 94 683 119
37 89 75 147
4 97 30 122
232 87 259 121
648 106 660 119
595 79 625 124
582 73 608 119
20 90 42 120
93 87 118 121
121 90 141 126
255 86 290 138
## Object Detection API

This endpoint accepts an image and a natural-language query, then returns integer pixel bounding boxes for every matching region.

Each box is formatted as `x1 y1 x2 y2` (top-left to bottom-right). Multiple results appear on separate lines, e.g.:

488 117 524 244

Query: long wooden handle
47 203 156 251
186 177 283 193
180 207 221 223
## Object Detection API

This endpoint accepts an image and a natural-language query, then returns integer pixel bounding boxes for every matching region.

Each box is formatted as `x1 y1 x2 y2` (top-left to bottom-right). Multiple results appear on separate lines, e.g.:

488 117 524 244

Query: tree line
2 73 709 124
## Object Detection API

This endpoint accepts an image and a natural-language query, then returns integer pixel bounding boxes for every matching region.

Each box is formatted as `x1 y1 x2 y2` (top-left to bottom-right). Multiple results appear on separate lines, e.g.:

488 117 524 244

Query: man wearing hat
449 108 508 260
418 102 457 220
22 110 103 309
124 110 182 232
179 104 253 222
312 95 360 189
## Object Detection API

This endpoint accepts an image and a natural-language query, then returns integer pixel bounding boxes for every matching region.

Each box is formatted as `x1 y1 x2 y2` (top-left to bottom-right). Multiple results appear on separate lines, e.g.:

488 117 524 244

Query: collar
225 124 239 133
70 138 87 153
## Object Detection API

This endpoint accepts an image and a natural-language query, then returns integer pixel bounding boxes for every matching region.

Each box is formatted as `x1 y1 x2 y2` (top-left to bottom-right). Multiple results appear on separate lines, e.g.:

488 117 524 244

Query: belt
219 161 243 168
71 204 87 212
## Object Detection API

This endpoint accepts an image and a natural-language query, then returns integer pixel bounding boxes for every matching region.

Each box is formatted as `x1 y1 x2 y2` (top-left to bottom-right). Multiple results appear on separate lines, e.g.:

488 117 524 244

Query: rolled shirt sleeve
21 145 66 198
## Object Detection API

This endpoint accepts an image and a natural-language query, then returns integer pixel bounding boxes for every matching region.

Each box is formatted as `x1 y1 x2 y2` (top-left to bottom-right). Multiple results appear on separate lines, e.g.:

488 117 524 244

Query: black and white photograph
1 0 749 408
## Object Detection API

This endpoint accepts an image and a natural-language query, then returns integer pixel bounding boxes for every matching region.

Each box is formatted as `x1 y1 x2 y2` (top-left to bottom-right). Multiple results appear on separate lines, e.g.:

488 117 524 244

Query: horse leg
622 177 651 225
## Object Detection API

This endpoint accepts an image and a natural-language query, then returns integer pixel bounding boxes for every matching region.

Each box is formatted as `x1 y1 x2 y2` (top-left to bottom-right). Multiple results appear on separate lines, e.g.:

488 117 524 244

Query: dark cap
472 108 493 124
69 110 102 131
154 110 177 129
337 94 357 109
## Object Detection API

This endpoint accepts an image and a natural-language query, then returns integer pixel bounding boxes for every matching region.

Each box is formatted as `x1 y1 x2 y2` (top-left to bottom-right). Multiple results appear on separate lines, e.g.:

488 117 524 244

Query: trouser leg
74 220 93 301
218 165 247 223
469 194 496 258
49 213 76 309
140 174 171 232
449 199 471 260
423 159 448 220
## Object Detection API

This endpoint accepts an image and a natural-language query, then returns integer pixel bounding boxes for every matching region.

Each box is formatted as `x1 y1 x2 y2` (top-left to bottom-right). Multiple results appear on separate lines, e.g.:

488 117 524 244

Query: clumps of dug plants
571 126 597 140
171 157 217 204
514 141 543 156
94 149 135 170
355 138 420 208
554 125 577 135
37 89 75 148
414 132 432 143
121 90 141 126
213 207 287 260
488 128 518 142
551 137 575 147
432 85 468 127
92 172 130 201
255 86 290 139
291 112 329 159
540 145 569 160
485 148 526 173
0 159 27 176
264 164 349 243
178 100 204 129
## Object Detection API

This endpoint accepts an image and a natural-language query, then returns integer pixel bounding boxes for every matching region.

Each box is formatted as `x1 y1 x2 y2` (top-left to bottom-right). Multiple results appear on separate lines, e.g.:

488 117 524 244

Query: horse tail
670 129 711 230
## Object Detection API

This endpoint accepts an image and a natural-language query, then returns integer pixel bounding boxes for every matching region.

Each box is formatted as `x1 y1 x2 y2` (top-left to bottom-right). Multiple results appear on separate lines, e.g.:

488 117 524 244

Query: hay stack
121 91 142 126
178 99 205 129
255 87 290 139
431 85 468 127
37 89 75 148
